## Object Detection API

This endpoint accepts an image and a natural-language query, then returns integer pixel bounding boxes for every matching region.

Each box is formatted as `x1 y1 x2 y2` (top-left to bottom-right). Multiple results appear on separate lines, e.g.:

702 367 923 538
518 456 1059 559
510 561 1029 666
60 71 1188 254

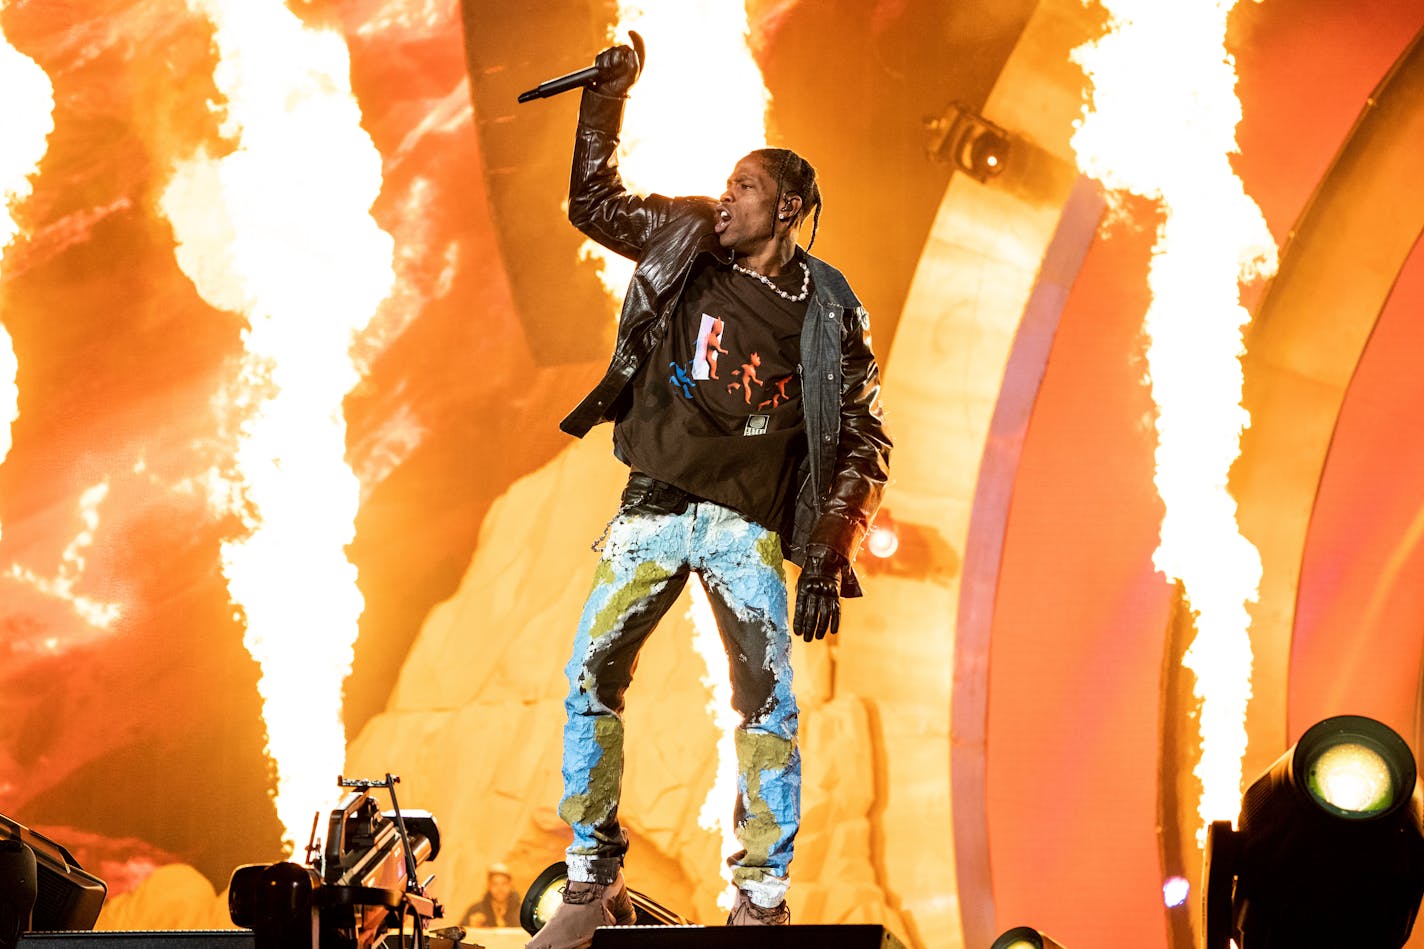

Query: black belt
619 471 696 517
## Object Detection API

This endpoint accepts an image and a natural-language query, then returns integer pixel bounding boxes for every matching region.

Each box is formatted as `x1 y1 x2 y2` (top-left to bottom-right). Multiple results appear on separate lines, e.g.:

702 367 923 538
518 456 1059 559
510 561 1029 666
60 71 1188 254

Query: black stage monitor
0 816 106 932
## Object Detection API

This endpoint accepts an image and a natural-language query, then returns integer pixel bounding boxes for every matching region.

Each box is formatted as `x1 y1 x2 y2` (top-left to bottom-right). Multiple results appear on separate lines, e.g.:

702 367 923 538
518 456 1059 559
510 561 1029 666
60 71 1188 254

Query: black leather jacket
558 89 891 597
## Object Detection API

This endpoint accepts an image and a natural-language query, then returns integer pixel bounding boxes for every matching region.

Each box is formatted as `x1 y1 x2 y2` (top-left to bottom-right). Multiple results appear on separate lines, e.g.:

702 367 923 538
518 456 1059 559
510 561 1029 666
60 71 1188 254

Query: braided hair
749 147 823 252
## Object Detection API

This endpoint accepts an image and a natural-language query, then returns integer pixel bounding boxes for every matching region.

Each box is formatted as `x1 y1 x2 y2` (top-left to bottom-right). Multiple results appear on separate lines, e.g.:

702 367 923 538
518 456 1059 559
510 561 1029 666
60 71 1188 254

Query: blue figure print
669 361 696 399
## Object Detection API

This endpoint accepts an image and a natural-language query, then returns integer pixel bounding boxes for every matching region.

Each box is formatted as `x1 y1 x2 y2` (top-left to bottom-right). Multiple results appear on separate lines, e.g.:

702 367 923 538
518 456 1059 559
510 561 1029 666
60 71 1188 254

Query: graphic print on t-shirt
673 308 799 419
669 360 696 399
725 350 795 411
726 351 762 404
691 313 727 380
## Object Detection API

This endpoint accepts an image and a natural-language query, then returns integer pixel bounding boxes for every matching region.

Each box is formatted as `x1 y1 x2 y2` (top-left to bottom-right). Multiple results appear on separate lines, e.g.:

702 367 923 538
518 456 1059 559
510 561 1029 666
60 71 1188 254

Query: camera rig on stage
228 774 446 949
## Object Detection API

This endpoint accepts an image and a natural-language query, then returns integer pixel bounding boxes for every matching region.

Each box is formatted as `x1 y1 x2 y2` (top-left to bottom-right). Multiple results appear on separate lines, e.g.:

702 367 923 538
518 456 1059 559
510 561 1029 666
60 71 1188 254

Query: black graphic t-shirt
614 253 811 533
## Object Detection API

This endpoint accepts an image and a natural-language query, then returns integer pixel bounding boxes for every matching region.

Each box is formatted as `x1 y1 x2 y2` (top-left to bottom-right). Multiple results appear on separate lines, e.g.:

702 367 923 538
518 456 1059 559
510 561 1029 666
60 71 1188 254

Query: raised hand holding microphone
516 31 644 103
590 36 643 96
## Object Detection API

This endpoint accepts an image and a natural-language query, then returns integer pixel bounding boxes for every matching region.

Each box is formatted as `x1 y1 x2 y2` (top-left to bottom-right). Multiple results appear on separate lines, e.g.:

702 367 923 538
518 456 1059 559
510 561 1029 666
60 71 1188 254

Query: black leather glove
593 40 643 97
794 544 846 643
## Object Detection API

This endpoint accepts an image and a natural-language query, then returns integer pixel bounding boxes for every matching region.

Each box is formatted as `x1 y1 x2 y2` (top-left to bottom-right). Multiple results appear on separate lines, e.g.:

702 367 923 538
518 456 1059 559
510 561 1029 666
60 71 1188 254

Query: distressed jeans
559 492 800 907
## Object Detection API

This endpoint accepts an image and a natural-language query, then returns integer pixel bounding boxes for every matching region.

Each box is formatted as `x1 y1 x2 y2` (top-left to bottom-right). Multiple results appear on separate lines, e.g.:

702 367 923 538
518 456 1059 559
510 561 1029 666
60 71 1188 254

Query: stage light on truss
924 103 1011 183
990 925 1067 949
519 861 688 936
866 517 900 559
1203 714 1424 949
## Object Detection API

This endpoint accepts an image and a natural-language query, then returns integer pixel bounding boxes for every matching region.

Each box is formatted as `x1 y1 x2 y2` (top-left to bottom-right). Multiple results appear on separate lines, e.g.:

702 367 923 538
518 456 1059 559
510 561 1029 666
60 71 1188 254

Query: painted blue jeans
559 494 800 908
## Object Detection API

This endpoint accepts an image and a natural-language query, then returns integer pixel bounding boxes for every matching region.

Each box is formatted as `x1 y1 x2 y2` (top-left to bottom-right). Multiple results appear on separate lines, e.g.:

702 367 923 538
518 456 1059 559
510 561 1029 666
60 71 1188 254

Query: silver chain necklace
730 259 810 303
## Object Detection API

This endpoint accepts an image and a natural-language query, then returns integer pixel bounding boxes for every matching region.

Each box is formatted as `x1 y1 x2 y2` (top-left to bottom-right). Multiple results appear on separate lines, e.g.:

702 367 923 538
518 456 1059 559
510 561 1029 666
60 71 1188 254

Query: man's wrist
807 511 865 563
804 544 847 577
578 86 628 131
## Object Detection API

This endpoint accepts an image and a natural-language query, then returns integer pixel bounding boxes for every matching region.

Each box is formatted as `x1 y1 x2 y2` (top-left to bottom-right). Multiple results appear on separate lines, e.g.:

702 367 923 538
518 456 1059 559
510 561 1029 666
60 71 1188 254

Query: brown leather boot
525 873 636 949
725 889 790 926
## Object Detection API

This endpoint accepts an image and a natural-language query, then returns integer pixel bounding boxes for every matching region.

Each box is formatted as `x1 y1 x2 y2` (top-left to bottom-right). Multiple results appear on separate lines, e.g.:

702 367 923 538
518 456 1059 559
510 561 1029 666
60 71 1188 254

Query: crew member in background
462 863 522 928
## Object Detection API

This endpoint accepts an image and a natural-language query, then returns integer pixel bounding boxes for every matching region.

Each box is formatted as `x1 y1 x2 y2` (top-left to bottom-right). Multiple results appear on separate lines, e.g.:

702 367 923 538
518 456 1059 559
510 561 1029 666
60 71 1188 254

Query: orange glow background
0 2 1422 948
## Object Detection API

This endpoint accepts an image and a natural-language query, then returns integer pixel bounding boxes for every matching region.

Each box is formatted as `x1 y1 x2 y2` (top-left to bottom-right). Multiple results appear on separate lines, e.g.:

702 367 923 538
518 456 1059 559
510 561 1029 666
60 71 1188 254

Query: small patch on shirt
744 414 770 436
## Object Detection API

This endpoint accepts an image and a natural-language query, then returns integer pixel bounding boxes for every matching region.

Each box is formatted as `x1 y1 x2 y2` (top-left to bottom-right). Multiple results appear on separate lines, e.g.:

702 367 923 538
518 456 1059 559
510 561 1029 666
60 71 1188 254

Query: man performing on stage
529 39 891 949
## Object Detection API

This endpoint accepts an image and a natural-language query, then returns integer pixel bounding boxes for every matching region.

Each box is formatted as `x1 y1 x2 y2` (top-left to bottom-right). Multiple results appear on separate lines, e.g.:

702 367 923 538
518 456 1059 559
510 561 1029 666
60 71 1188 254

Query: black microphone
517 32 645 105
517 65 604 103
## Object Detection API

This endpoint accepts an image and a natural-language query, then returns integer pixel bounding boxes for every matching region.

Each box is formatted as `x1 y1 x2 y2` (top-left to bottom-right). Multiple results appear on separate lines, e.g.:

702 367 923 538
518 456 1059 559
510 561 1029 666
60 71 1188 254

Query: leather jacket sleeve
809 306 892 568
569 88 674 260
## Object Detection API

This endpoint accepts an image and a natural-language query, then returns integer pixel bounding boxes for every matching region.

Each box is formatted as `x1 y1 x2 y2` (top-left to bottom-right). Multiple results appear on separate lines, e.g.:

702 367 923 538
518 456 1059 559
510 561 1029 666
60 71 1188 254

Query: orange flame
1072 0 1277 842
687 578 740 908
0 326 15 501
0 11 55 537
160 0 394 851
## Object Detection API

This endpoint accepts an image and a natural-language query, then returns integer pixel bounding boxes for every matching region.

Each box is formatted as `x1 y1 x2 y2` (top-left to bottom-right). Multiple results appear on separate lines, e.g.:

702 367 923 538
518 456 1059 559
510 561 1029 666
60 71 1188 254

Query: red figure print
727 352 764 404
757 374 793 410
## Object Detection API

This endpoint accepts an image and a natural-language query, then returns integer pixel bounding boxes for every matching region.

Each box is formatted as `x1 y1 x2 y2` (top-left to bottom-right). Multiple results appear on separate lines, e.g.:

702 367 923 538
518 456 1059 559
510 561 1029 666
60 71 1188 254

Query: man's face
489 874 511 900
716 155 780 253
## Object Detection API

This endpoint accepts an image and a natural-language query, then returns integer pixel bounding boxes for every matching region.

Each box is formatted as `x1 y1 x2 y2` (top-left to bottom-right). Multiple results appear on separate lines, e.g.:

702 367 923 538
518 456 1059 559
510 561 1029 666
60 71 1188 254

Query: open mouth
714 206 731 234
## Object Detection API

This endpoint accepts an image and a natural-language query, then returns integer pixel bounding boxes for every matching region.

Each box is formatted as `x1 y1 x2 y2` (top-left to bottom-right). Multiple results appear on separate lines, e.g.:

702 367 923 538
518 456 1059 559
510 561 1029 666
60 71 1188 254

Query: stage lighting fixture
1202 715 1424 949
990 925 1067 949
925 103 1011 183
520 861 688 936
866 517 900 559
1161 875 1190 908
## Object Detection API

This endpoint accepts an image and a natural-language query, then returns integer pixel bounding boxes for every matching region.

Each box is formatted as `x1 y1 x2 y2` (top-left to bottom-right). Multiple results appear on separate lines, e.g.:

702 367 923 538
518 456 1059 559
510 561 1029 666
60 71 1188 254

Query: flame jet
0 7 56 539
161 0 395 851
689 578 742 908
1071 0 1278 843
